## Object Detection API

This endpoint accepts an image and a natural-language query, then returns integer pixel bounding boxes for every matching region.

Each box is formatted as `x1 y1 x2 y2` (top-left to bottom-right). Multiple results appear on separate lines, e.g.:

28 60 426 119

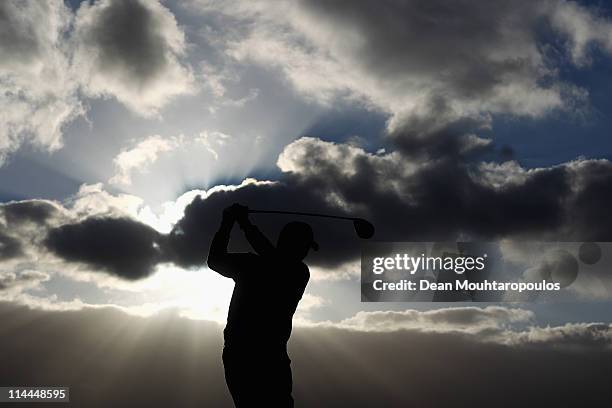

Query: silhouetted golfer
208 203 316 407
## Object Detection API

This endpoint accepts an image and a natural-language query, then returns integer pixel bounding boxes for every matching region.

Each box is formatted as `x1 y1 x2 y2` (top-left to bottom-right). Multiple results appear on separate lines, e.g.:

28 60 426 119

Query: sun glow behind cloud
12 264 236 323
121 264 235 322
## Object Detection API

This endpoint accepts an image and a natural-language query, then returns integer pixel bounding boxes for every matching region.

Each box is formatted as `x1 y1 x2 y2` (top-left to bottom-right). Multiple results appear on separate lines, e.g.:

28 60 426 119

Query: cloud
0 0 83 164
0 200 65 264
0 189 157 281
296 293 326 312
65 183 145 219
2 200 61 226
199 0 612 131
0 270 49 295
549 0 612 65
326 306 612 350
283 137 612 243
512 322 612 348
337 306 534 334
44 217 163 280
0 230 22 261
109 135 182 186
385 95 494 158
0 134 610 282
1 303 612 407
73 0 195 115
0 0 197 165
328 307 612 350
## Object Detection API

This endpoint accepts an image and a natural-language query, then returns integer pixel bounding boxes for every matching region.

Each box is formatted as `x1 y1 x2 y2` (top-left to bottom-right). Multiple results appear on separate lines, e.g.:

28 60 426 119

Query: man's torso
223 253 309 349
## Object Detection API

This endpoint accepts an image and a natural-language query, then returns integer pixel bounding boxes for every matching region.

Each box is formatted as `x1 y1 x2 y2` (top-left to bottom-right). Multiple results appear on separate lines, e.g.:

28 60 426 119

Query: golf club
248 209 375 239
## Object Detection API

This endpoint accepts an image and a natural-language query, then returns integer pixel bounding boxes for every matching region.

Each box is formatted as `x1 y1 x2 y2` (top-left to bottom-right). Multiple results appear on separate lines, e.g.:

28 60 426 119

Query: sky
2 0 612 405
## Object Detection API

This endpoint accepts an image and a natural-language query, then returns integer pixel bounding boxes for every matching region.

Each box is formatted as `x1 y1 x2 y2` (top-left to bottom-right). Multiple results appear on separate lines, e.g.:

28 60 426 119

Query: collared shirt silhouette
207 203 316 407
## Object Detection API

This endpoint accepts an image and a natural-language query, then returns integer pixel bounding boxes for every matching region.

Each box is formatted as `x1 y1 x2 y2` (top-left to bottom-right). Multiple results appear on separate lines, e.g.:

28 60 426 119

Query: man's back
222 252 309 349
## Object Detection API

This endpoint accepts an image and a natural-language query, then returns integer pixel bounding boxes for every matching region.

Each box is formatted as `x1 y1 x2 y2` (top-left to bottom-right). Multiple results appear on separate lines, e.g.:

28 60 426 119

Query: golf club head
353 218 375 239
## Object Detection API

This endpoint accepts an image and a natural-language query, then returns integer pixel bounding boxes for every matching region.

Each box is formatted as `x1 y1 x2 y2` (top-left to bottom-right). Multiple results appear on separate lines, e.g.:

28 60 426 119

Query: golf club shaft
248 209 355 221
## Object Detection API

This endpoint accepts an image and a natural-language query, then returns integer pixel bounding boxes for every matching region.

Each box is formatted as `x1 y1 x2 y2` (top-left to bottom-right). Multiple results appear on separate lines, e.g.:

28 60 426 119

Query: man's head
277 221 318 261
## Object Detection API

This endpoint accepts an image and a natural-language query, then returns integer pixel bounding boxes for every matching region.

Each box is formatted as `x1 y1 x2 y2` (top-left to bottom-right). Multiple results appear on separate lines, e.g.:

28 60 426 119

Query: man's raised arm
234 205 276 258
207 205 239 278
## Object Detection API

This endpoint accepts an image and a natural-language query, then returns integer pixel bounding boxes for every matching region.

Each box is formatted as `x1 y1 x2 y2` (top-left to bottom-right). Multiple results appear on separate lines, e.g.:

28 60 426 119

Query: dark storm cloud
388 95 493 159
0 201 61 263
388 154 569 239
2 303 612 407
3 137 610 280
276 137 571 243
2 200 59 226
79 0 171 88
44 217 162 280
0 230 21 260
298 0 543 99
72 0 193 113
